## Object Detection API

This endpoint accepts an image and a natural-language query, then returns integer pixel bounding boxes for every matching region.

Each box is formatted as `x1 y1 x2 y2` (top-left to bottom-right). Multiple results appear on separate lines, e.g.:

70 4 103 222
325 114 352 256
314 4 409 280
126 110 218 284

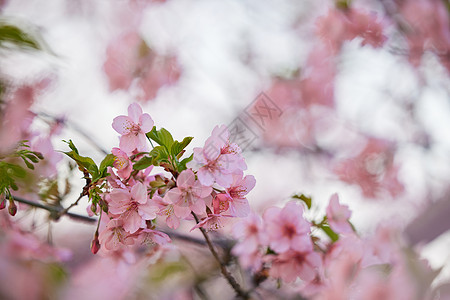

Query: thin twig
36 111 109 155
191 212 250 299
8 195 97 223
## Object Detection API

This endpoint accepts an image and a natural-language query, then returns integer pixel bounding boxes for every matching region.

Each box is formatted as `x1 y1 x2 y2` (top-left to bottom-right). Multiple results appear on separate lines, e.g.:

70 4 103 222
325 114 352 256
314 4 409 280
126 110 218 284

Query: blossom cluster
90 103 255 256
232 194 433 298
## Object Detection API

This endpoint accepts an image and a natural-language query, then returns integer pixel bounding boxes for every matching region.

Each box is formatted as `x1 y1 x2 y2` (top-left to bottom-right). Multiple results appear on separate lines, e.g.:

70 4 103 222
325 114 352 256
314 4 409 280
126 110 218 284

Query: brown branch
191 212 250 299
8 195 96 223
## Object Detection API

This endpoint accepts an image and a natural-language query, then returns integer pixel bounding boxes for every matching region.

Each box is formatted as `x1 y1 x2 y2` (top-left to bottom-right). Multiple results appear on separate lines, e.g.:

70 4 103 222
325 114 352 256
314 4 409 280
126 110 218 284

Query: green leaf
63 150 98 178
292 194 312 209
99 154 115 174
22 157 34 170
63 140 79 155
7 163 26 178
0 22 42 50
171 136 193 157
321 224 339 242
146 127 174 150
25 153 40 163
177 153 193 172
149 146 169 166
133 156 153 171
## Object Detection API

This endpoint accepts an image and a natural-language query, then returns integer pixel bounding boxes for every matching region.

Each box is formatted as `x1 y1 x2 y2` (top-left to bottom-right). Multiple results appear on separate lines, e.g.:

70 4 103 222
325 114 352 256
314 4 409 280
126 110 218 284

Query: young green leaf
292 194 312 209
99 154 115 174
146 127 174 150
133 156 153 170
321 224 339 242
171 136 193 157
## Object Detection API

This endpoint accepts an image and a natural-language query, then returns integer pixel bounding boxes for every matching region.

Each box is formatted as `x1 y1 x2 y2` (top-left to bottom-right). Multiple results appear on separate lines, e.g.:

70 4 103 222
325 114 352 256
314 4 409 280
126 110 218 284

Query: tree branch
8 195 96 223
191 212 250 299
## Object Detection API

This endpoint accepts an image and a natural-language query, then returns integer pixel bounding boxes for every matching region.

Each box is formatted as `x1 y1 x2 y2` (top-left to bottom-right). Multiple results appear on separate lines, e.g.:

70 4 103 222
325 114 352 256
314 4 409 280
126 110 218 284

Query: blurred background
0 0 449 298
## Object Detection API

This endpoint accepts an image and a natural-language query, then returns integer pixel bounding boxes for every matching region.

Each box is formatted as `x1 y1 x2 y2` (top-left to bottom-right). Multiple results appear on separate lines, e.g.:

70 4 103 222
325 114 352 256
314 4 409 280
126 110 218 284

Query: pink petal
112 116 134 135
192 181 212 198
177 169 196 189
138 202 158 220
127 103 143 123
164 188 183 205
190 199 206 215
119 134 138 153
109 188 130 201
131 182 147 204
174 205 191 218
198 167 215 186
139 113 154 133
230 198 250 217
242 175 256 193
136 132 150 152
166 215 180 229
123 210 142 233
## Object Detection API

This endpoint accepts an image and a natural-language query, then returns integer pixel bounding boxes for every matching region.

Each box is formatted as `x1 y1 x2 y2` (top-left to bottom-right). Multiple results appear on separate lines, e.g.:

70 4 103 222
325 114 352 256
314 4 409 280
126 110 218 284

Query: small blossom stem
191 212 250 299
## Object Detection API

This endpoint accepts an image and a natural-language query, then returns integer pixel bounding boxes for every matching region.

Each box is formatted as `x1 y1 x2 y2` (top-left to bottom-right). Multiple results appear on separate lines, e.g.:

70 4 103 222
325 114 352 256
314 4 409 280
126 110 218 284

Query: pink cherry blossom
103 31 181 102
190 213 232 232
112 103 154 154
136 228 171 246
111 147 133 179
98 219 135 252
164 169 212 219
232 212 267 270
266 249 322 283
223 174 255 217
326 193 353 234
108 182 158 233
233 212 267 251
188 125 246 187
153 194 181 229
264 201 312 253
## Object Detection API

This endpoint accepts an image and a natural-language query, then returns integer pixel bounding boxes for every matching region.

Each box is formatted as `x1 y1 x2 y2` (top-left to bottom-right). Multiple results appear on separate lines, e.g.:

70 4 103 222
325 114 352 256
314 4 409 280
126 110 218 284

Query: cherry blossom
112 103 154 154
111 147 133 179
189 125 246 187
326 193 353 234
264 201 312 253
153 194 181 229
223 174 255 217
164 169 212 218
108 182 158 233
98 219 135 252
266 249 322 283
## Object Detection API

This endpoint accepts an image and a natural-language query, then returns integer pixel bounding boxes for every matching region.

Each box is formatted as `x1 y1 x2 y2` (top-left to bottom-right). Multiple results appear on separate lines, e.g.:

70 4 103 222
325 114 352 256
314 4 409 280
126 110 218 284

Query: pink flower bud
91 234 101 254
0 196 6 210
8 200 17 216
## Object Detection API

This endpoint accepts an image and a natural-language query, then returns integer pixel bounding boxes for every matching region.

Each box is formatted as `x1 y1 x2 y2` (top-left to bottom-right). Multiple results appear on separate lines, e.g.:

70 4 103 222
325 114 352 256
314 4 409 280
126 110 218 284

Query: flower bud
0 195 6 210
8 200 17 216
90 234 100 254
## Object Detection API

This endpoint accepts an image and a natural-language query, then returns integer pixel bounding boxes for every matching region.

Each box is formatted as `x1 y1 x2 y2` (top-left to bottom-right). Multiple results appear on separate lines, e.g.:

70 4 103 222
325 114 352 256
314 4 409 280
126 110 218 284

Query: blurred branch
192 212 250 299
405 195 450 246
36 111 109 155
8 195 96 223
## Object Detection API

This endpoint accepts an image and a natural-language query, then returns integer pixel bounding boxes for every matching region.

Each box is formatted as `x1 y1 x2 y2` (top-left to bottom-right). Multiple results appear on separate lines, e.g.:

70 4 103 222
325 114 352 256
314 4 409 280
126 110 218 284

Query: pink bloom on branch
189 125 247 187
164 169 212 218
112 103 153 154
264 201 312 253
326 193 353 234
103 32 181 102
153 194 181 229
98 219 135 252
111 147 133 179
108 182 158 233
136 228 171 246
266 249 322 283
225 174 255 217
